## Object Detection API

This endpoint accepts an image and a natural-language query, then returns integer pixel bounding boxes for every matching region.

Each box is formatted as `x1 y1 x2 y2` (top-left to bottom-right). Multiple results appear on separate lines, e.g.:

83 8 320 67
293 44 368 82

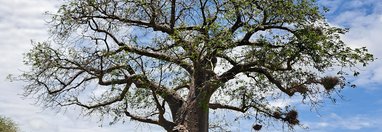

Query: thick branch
209 103 246 112
199 0 208 26
85 13 174 34
209 103 287 123
117 46 193 73
229 2 243 33
74 79 133 109
247 68 293 96
216 53 238 66
150 89 175 131
218 62 259 82
173 84 190 91
235 25 295 48
134 76 184 118
87 22 193 73
219 64 293 96
170 0 176 28
124 111 160 125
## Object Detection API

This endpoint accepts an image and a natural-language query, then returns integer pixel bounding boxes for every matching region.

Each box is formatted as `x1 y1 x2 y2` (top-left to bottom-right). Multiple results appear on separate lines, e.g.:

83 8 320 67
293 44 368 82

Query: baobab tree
18 0 373 131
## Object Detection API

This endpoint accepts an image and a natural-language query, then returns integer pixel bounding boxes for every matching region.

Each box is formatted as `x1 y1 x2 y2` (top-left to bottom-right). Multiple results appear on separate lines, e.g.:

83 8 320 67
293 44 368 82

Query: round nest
320 76 340 91
252 124 262 131
285 110 299 125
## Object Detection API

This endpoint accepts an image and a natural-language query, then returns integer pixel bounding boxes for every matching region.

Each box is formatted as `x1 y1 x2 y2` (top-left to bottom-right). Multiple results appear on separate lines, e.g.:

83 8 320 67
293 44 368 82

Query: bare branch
170 0 176 28
173 84 190 91
219 64 293 96
74 79 133 109
229 2 243 33
209 103 246 112
87 22 193 73
124 111 160 125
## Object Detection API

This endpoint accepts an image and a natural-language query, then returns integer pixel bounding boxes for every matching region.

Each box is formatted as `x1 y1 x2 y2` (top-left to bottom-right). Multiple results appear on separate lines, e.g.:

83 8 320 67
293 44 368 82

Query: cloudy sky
1 0 382 132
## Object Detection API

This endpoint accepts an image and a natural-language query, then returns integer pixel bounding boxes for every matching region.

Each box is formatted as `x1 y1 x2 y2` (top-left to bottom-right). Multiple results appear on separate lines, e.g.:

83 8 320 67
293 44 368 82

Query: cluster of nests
290 76 341 95
252 110 299 131
253 77 341 131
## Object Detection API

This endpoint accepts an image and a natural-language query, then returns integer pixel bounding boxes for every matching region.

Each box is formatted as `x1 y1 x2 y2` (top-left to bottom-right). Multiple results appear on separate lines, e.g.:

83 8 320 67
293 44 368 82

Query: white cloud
306 113 382 131
317 0 343 14
269 97 301 108
321 0 382 89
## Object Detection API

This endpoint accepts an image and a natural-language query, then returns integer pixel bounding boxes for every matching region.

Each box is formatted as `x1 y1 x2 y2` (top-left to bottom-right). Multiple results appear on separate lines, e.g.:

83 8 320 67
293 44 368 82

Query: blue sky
1 0 382 132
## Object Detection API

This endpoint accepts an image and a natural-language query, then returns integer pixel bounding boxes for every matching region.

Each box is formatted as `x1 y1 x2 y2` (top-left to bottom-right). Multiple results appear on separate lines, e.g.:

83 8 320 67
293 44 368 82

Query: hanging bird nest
320 76 340 91
252 124 262 131
273 111 282 119
285 110 299 125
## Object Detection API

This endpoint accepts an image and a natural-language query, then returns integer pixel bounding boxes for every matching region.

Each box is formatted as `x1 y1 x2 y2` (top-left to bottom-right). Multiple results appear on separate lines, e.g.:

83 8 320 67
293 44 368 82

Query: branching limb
219 65 293 96
87 20 193 74
170 0 176 29
72 79 133 109
209 103 247 112
124 111 160 125
173 84 190 91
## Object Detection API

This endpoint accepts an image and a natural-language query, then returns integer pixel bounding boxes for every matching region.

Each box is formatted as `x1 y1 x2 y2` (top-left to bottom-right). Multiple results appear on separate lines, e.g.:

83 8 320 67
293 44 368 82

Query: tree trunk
171 64 213 132
185 98 209 132
173 96 210 132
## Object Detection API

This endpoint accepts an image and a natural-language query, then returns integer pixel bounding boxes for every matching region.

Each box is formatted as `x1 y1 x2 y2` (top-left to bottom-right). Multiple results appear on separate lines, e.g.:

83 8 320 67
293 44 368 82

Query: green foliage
0 116 18 132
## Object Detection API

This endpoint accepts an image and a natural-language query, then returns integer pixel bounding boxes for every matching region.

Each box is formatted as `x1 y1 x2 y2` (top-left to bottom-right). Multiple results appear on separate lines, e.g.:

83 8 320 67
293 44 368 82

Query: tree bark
173 96 210 132
184 98 209 132
172 66 212 132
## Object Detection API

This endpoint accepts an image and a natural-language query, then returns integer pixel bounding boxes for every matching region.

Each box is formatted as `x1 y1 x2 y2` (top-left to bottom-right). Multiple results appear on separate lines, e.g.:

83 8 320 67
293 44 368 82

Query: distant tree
0 116 18 132
17 0 373 131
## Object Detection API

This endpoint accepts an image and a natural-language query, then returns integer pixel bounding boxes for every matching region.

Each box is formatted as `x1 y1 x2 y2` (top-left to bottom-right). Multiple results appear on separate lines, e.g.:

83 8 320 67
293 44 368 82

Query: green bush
0 116 18 132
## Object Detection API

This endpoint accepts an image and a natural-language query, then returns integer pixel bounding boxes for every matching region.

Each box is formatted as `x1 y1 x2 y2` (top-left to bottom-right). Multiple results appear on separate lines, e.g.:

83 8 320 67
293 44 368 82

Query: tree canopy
0 116 19 132
18 0 373 131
